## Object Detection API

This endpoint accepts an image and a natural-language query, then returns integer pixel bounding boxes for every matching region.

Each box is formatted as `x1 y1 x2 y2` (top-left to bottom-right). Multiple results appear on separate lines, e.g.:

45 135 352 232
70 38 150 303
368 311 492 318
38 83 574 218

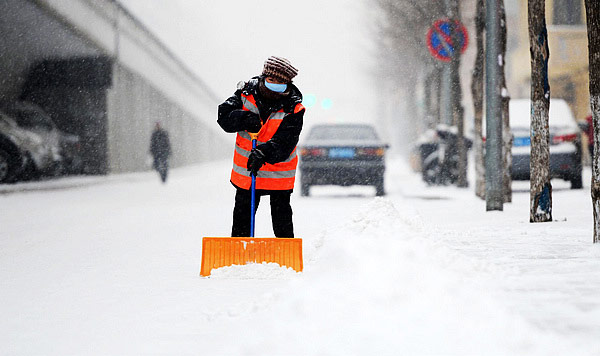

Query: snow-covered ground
1 157 599 355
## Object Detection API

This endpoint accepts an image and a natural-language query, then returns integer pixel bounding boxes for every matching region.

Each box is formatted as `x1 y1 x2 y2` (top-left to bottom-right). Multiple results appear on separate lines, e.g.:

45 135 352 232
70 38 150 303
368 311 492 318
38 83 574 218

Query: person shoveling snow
217 56 305 238
201 56 306 277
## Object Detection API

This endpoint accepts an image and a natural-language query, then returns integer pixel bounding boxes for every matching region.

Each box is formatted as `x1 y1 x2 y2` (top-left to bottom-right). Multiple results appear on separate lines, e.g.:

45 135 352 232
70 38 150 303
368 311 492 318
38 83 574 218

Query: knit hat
262 56 298 83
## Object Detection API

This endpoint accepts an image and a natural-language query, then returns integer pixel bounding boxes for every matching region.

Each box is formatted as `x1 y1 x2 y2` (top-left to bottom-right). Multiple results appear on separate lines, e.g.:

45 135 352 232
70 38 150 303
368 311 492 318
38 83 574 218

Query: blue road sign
427 19 469 62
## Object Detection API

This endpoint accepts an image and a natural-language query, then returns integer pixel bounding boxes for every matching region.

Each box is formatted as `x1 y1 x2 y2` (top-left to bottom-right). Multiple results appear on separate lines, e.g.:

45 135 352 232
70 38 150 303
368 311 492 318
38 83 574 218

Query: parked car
298 123 388 196
0 102 82 181
510 98 583 189
0 111 37 182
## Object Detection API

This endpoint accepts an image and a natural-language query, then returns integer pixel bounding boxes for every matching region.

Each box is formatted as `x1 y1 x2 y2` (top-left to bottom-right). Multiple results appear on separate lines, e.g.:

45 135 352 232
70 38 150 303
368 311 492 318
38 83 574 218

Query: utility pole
485 0 504 210
441 65 453 125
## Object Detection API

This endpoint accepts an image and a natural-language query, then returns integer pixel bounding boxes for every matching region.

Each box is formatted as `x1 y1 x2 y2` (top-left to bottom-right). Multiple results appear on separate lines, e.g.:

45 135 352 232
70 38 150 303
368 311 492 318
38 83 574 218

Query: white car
509 98 583 189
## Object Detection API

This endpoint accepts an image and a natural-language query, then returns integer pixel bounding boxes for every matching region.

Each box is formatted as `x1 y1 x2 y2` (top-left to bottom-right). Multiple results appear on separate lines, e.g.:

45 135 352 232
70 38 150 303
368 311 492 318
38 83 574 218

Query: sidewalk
387 158 600 352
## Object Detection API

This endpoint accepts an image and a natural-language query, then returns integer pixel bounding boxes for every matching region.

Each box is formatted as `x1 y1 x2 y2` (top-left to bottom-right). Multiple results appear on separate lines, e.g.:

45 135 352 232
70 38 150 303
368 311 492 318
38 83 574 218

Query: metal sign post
427 19 469 186
485 0 503 211
427 19 468 126
426 20 469 126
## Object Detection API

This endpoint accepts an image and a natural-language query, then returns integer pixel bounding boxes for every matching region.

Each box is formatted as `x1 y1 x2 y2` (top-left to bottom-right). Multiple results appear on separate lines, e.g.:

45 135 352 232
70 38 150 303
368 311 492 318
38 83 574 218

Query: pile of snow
203 198 568 355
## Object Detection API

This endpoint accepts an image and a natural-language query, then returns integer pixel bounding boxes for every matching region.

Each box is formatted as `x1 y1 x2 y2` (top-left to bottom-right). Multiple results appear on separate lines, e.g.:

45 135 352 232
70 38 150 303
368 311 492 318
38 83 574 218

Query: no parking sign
427 19 469 62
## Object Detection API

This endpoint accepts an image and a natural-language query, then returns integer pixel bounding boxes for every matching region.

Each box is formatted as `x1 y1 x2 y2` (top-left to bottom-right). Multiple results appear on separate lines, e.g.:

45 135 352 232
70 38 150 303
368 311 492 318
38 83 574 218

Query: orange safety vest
230 93 305 190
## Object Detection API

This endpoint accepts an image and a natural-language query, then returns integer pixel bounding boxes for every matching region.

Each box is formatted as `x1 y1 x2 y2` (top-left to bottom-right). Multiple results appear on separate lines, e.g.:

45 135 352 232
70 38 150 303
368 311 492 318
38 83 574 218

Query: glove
242 112 262 132
247 148 267 176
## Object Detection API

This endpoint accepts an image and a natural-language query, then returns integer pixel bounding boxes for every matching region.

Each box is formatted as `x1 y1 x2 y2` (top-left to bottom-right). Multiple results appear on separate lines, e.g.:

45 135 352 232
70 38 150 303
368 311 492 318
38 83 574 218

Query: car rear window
308 126 379 140
509 99 577 129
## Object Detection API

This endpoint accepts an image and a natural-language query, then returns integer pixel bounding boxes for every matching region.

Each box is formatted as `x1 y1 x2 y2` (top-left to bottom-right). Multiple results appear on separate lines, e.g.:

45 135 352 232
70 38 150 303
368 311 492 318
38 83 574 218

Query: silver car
0 102 70 182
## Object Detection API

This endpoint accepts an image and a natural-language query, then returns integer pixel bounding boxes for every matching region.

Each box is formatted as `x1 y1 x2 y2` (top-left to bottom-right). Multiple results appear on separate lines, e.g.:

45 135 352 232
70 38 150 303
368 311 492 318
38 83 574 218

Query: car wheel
570 173 583 189
47 161 65 177
19 156 40 181
375 180 385 196
0 149 12 183
301 183 310 197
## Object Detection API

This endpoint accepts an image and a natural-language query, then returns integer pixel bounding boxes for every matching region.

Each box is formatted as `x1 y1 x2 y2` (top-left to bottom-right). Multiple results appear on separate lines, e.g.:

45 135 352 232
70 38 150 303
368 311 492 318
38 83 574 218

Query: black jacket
150 128 171 160
217 76 304 165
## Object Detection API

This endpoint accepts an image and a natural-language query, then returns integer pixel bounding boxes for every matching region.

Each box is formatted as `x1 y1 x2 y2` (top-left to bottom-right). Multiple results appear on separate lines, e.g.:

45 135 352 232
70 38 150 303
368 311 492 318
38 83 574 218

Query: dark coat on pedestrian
150 128 171 161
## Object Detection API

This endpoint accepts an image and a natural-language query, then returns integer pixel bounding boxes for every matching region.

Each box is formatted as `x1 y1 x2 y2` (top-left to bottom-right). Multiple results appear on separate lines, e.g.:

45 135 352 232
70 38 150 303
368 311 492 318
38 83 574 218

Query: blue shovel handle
249 133 259 237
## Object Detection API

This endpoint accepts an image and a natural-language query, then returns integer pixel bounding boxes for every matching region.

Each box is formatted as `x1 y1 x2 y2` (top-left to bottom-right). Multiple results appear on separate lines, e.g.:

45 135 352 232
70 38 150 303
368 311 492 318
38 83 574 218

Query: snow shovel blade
200 237 303 277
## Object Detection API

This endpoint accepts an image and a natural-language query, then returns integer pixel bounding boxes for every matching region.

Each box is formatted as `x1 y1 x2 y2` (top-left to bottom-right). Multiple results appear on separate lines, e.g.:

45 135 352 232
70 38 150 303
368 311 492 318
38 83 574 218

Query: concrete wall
0 0 102 102
507 0 589 120
107 64 230 172
1 0 230 174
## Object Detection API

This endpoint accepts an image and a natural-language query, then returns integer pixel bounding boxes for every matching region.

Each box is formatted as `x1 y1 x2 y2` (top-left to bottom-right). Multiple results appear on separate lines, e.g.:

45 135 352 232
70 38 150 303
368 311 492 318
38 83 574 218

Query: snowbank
202 198 570 355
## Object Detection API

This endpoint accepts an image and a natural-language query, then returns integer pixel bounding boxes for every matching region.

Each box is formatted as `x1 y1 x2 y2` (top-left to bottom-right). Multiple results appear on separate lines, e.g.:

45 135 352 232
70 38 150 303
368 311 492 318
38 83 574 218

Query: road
0 157 598 355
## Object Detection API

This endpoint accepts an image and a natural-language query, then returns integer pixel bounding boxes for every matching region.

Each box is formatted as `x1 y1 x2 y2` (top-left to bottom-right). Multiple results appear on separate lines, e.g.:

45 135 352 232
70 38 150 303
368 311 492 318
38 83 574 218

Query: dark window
16 111 54 131
553 0 583 25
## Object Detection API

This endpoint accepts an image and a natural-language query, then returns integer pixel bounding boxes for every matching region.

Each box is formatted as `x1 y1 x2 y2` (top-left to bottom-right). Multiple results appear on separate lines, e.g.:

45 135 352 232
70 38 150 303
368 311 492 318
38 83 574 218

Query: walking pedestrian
217 56 305 238
149 122 171 183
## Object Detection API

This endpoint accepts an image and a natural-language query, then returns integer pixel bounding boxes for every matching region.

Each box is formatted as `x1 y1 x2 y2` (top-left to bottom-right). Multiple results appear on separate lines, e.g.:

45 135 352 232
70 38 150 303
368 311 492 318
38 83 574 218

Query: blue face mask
264 80 287 93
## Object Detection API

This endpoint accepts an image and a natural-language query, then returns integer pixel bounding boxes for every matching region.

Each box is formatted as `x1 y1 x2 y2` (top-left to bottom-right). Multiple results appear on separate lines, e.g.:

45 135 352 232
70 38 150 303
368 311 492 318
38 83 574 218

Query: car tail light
300 148 327 157
356 147 384 156
552 133 578 144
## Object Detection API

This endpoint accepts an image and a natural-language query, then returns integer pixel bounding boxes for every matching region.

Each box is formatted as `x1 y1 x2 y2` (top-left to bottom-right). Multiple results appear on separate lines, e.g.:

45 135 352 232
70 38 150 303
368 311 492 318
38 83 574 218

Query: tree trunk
472 0 486 199
586 0 600 243
528 0 552 222
500 0 512 203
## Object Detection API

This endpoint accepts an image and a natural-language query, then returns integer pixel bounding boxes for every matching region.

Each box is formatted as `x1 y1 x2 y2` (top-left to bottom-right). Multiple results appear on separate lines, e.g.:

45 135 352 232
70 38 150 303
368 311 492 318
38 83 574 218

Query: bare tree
374 0 444 74
373 0 446 116
585 0 600 242
528 0 552 222
373 0 445 139
472 0 485 199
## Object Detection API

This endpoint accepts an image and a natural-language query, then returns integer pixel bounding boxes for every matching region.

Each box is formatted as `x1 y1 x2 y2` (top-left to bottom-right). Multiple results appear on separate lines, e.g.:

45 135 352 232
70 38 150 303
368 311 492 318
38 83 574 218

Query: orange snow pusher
200 133 303 277
200 237 303 276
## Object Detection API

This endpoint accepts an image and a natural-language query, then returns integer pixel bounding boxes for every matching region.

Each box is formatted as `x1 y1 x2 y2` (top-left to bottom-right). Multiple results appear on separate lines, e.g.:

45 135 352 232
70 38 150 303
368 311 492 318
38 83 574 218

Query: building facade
0 0 229 175
508 0 589 120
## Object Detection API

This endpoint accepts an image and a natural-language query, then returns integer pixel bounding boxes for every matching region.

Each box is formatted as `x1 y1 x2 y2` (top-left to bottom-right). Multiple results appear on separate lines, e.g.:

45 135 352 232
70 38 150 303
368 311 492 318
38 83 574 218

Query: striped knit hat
262 56 298 83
